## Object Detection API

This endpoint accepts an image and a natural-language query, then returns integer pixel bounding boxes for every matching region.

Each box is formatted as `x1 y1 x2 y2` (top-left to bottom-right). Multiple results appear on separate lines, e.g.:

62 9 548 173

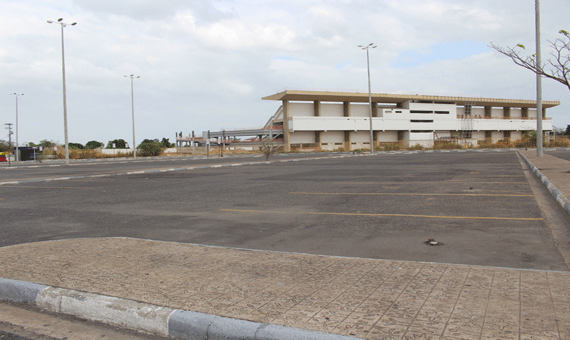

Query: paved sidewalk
520 150 570 196
1 237 569 340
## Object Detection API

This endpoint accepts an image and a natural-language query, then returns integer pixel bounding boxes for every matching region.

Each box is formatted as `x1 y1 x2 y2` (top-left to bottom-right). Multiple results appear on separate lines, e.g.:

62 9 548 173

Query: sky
0 0 569 146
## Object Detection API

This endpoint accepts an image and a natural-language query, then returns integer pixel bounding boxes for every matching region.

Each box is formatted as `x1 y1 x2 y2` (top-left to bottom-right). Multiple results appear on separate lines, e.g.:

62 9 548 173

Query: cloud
0 0 569 146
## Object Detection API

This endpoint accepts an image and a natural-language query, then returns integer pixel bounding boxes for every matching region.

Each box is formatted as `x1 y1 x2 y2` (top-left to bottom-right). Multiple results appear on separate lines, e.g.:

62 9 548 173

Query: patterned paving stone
0 237 569 339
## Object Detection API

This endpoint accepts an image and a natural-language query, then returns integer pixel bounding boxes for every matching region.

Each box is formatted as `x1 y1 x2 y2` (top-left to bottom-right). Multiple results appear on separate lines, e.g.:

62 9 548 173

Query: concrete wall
320 131 344 144
290 131 315 144
101 149 133 155
471 131 486 140
510 131 523 140
350 131 369 142
350 104 370 117
510 108 522 118
289 103 314 117
377 131 398 142
491 131 504 142
321 103 344 117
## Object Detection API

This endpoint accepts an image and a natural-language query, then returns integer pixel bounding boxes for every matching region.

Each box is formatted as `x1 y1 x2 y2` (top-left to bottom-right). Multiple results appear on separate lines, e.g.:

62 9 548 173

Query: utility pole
207 130 210 158
125 74 140 159
5 123 13 166
47 18 77 165
358 43 377 153
535 0 543 157
10 93 23 162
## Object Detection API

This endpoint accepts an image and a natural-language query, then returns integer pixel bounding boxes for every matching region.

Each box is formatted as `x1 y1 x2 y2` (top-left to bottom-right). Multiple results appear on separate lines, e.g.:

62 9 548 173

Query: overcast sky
1 0 568 146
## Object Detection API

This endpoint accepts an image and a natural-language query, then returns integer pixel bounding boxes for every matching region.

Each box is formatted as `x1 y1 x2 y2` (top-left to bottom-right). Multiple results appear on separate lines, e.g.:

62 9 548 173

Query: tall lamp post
358 43 376 153
535 0 543 157
47 18 76 165
125 74 140 159
10 93 23 162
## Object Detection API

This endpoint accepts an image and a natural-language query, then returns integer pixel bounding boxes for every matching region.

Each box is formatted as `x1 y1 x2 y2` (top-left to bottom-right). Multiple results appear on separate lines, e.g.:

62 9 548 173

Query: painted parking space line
446 180 527 184
220 209 543 221
333 181 527 185
290 192 534 197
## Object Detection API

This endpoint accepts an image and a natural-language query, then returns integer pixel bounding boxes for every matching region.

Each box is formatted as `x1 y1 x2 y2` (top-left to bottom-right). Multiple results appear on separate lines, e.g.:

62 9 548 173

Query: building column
521 107 529 118
373 131 379 149
315 131 321 146
372 102 378 117
344 131 351 150
542 107 546 119
314 100 321 117
484 106 492 118
343 101 350 117
282 100 291 152
503 107 511 118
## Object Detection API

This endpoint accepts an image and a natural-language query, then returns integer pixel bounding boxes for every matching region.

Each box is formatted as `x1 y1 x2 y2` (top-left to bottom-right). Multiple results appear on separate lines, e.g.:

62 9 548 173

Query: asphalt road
546 149 570 162
0 150 568 271
0 153 340 183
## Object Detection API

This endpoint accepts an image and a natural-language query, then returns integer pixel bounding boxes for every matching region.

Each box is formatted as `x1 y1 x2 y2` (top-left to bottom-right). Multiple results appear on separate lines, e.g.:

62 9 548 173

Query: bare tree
490 30 570 90
261 138 280 160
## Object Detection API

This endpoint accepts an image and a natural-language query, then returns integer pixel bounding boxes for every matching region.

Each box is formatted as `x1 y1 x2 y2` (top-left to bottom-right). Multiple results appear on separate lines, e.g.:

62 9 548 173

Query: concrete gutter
0 277 363 340
517 150 570 216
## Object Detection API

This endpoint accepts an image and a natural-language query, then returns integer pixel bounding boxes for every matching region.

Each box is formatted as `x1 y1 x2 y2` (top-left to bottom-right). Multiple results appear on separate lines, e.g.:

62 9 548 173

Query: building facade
262 90 559 151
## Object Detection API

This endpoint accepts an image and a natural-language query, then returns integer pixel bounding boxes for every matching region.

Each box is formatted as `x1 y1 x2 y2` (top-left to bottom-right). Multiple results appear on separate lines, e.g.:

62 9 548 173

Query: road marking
220 209 543 221
1 186 95 190
290 192 533 197
447 181 526 184
333 181 527 185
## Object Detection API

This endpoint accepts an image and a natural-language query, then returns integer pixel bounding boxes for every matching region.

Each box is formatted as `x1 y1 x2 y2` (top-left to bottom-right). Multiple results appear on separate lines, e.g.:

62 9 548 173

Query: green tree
565 124 570 136
68 142 84 149
85 140 104 149
137 140 165 157
106 139 127 149
0 140 10 153
490 30 570 90
161 138 174 148
38 140 56 148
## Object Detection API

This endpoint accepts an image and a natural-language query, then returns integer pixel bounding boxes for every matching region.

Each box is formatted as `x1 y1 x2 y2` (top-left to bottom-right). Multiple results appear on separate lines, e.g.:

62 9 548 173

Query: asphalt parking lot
0 150 568 271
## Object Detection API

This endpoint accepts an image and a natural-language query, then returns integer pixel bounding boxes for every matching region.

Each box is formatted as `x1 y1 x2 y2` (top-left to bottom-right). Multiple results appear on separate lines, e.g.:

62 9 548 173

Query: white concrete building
261 90 559 151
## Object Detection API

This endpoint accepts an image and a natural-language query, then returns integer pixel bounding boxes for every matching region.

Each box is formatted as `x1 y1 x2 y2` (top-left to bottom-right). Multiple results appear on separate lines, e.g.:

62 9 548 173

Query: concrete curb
0 277 363 340
517 150 570 216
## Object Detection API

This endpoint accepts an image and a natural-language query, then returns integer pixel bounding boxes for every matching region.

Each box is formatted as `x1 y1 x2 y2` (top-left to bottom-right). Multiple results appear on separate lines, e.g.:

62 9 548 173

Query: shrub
138 141 165 157
547 138 570 147
433 141 463 150
106 139 127 149
379 143 400 151
408 144 424 150
85 140 104 149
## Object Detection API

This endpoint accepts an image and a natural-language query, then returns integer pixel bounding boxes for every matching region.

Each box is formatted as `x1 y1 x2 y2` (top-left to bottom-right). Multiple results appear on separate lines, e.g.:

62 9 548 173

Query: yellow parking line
447 181 526 184
290 192 533 197
334 181 526 185
220 209 542 221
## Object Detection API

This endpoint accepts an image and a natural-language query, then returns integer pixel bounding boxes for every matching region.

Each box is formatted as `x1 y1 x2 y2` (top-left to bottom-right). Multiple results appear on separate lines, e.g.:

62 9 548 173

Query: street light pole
535 0 543 157
47 18 76 165
10 93 23 162
125 74 140 159
359 43 377 153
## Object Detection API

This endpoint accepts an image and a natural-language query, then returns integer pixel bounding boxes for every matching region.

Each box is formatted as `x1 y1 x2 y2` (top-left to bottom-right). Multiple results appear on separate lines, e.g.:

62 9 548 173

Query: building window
411 110 433 114
435 111 449 114
411 120 434 123
410 130 434 133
